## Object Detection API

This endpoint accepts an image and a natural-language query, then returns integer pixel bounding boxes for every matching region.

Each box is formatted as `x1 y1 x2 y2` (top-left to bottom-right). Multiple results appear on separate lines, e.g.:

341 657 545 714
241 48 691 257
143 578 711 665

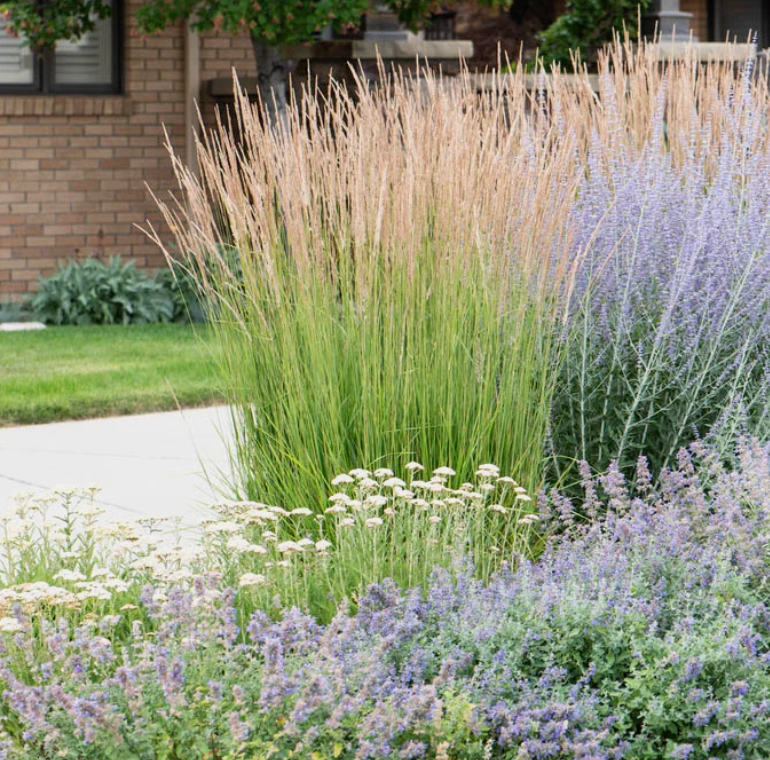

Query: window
710 0 769 48
0 1 120 94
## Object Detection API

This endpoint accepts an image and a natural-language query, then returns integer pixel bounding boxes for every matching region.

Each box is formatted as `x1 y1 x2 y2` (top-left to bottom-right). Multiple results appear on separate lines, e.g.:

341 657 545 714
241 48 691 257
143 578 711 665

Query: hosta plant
30 257 174 326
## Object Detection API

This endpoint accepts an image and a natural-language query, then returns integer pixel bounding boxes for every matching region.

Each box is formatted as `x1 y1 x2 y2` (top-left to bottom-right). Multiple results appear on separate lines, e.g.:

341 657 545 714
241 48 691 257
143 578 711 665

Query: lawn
0 324 224 426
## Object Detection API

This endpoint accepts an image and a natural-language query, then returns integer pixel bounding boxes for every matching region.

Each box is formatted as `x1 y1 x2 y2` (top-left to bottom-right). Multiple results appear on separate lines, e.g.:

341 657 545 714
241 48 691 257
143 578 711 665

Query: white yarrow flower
239 573 266 587
0 617 22 633
74 504 106 518
227 536 253 552
277 541 304 554
104 578 129 592
53 569 87 583
331 474 355 486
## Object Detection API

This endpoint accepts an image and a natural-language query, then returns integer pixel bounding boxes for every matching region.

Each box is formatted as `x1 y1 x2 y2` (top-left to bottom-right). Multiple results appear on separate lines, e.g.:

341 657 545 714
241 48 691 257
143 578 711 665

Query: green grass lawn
0 324 224 426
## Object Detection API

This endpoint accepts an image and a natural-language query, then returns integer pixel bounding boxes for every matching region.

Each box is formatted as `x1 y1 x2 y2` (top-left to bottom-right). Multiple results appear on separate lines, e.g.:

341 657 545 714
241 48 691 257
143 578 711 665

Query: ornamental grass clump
148 39 770 507
146 64 581 509
3 439 770 758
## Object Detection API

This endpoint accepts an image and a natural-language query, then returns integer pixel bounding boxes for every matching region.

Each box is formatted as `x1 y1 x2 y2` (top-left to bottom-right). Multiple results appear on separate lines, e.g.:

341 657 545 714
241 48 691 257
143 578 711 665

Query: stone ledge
282 39 473 61
650 41 757 61
0 96 131 118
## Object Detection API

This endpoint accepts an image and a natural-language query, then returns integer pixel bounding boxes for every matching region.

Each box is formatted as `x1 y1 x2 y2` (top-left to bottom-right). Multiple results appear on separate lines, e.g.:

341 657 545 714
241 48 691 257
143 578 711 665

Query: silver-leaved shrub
553 56 770 478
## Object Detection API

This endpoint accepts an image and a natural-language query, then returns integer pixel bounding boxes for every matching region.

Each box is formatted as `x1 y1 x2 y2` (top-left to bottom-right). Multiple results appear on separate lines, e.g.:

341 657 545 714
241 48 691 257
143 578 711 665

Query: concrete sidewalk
0 406 236 524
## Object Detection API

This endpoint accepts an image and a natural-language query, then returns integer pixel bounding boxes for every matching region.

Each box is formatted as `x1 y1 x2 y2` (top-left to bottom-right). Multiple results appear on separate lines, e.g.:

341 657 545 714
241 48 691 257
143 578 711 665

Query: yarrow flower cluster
0 463 536 626
206 462 538 613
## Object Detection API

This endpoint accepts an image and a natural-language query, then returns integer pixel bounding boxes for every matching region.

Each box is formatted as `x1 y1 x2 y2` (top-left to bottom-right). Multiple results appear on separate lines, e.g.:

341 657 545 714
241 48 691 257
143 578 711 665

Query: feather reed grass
146 63 581 509
145 37 769 508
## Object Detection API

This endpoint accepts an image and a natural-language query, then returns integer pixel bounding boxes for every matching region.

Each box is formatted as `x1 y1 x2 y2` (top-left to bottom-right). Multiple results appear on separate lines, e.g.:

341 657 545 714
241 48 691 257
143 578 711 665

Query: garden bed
2 38 770 760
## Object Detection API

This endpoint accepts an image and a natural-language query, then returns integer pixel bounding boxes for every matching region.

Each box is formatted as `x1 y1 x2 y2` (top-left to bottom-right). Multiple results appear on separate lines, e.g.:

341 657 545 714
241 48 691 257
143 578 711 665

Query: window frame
708 0 770 47
0 0 122 96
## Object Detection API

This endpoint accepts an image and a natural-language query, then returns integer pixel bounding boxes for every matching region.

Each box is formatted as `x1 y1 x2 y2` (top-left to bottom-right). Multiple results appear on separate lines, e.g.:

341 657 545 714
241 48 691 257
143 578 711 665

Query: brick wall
199 28 255 135
681 0 709 42
0 0 256 299
200 29 254 80
0 2 718 299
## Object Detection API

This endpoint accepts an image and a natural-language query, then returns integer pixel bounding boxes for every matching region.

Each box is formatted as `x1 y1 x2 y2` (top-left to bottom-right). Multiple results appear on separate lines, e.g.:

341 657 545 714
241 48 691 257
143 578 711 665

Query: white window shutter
0 20 34 85
54 15 112 86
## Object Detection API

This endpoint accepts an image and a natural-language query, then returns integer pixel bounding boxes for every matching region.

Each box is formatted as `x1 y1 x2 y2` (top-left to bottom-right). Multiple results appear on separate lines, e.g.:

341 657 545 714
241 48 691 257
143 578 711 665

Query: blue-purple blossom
1 440 769 757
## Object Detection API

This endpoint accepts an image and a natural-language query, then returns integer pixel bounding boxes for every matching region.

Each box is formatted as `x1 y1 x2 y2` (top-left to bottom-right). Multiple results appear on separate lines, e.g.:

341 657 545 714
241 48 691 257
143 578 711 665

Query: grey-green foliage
549 115 770 482
0 301 25 324
30 257 174 326
155 260 209 324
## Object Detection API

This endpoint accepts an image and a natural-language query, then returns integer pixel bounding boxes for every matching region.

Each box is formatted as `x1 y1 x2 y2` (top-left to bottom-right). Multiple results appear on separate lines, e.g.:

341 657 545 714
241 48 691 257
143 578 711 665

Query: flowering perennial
0 441 769 757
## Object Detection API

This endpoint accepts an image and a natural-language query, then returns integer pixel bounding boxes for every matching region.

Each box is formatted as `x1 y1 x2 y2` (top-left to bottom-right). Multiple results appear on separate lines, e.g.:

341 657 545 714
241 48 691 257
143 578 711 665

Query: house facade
0 0 767 300
0 0 255 298
677 0 768 44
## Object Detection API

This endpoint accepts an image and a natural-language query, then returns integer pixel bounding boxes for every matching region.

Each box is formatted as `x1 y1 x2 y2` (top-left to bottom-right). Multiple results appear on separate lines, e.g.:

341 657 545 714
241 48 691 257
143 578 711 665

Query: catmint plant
3 439 770 758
